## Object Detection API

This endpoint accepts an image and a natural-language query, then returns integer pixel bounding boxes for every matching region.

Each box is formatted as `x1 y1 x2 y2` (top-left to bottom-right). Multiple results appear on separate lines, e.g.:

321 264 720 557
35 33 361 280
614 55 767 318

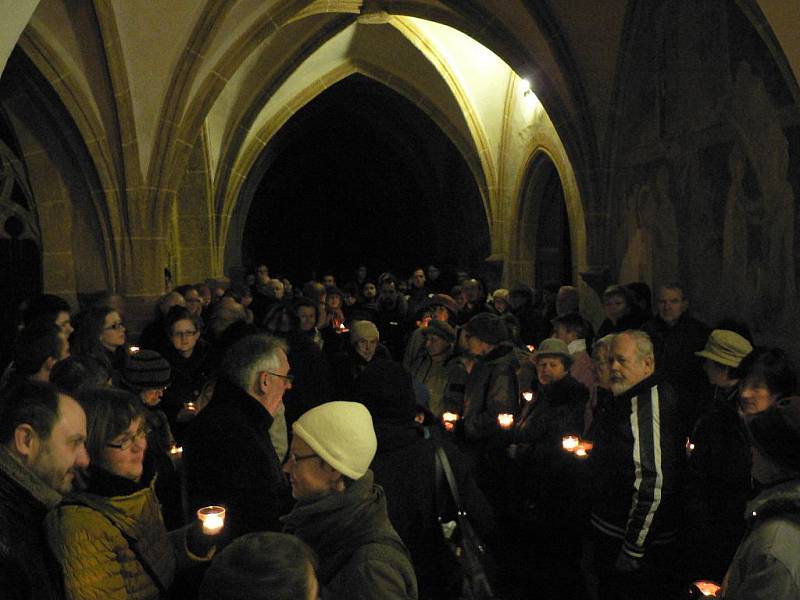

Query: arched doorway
237 74 490 283
516 152 573 290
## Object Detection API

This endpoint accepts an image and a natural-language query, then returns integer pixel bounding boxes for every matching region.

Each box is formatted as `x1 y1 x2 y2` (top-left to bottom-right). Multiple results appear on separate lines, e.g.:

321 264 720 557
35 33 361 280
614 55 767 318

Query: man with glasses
184 334 294 537
0 380 89 600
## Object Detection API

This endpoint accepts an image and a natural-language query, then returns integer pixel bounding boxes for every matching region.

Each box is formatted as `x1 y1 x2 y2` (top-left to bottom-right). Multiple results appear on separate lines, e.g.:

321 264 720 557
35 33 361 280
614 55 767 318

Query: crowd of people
1 263 799 600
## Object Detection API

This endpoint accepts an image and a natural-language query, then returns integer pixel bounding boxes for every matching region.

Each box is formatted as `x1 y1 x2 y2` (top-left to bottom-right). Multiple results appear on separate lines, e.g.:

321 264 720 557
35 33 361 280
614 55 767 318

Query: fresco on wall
609 0 800 342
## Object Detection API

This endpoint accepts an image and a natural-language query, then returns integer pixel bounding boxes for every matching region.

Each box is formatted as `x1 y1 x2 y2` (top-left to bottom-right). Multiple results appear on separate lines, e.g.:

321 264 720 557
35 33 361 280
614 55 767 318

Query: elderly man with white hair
588 330 682 600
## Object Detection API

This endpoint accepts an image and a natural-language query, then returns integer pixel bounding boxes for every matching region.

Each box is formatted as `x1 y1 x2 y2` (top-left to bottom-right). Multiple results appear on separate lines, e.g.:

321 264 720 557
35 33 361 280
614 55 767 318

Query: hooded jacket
0 446 65 600
282 471 418 600
724 479 800 600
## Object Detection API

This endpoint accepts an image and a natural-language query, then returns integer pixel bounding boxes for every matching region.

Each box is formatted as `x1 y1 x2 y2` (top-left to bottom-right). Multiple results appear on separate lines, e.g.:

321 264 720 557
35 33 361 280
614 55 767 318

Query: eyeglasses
287 451 318 464
172 330 198 338
107 425 151 450
264 370 294 383
104 322 126 331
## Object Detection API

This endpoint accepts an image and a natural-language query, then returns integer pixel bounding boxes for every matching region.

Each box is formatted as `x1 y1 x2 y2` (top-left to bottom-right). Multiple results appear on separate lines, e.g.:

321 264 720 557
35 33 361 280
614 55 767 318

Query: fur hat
349 320 380 345
424 294 459 315
121 349 171 391
422 320 456 344
748 396 800 472
464 313 508 345
695 329 753 368
292 402 377 480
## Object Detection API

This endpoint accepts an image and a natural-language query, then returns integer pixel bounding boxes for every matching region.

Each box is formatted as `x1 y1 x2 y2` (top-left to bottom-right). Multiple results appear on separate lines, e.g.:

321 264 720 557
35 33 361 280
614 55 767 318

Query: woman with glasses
159 306 213 443
46 387 216 600
72 305 128 382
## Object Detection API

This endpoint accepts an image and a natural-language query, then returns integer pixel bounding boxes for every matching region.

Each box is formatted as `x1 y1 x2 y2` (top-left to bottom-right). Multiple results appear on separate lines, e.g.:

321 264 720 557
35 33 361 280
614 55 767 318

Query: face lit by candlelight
140 387 166 407
170 318 200 358
355 338 378 362
362 283 377 300
99 311 126 352
102 416 147 482
283 436 340 501
739 377 778 416
535 356 568 385
297 306 317 332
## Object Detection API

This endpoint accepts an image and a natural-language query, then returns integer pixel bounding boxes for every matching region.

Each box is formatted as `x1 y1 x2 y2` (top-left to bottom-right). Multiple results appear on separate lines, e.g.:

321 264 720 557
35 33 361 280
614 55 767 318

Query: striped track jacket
589 374 682 558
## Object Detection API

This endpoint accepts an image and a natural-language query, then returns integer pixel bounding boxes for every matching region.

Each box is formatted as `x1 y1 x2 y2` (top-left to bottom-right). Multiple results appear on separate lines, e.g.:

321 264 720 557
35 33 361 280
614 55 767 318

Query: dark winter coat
642 312 711 436
159 339 214 443
462 343 520 442
282 471 418 600
183 377 292 538
0 446 65 600
682 386 753 581
371 423 495 599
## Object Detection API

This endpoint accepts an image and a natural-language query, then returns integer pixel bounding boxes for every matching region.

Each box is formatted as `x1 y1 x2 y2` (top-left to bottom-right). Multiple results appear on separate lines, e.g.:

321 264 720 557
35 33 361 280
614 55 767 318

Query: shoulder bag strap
435 445 464 514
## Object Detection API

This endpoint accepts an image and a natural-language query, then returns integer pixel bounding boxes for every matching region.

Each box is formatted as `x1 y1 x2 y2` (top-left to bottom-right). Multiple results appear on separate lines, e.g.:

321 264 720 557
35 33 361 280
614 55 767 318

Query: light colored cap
695 329 753 368
292 402 377 480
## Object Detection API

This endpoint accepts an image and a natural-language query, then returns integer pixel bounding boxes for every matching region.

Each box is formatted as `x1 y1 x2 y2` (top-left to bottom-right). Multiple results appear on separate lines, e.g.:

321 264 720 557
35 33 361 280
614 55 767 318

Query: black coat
371 423 495 600
642 313 711 437
682 387 754 581
0 447 65 600
183 377 293 538
283 332 330 427
160 339 214 443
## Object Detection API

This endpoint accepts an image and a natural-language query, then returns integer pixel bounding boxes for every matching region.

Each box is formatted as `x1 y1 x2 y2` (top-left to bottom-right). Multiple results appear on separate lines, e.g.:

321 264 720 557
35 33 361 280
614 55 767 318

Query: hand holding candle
562 435 580 451
497 413 514 429
197 506 226 535
691 581 721 597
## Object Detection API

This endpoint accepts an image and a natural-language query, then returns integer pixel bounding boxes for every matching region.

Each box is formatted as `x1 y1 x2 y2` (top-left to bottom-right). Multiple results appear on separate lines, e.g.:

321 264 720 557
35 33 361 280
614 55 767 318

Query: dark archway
241 74 489 283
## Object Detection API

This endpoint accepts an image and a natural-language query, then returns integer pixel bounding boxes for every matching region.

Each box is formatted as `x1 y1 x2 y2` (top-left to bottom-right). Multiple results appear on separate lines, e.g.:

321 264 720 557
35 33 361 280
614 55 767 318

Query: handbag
434 445 497 600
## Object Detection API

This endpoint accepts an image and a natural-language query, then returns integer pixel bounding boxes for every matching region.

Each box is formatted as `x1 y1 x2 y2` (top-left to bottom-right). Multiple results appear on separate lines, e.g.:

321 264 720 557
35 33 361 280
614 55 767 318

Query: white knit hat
292 402 377 480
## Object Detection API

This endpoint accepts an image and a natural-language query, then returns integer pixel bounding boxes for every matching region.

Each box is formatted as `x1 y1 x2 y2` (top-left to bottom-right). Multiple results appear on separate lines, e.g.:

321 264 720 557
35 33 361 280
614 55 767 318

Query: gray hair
222 334 288 393
619 329 654 362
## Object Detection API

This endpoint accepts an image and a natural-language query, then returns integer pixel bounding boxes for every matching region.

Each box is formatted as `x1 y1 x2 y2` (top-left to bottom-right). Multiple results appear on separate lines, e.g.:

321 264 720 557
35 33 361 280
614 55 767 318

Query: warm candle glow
442 411 459 432
522 391 534 402
197 506 226 535
693 581 721 597
562 435 580 451
169 446 183 456
497 413 514 429
526 345 535 352
184 402 197 412
129 346 140 354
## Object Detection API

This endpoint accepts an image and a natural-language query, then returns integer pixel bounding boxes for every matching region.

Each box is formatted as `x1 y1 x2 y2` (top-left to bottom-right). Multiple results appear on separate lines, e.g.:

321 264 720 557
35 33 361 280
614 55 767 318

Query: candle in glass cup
497 413 514 429
184 401 197 412
442 412 459 432
574 440 593 458
692 581 721 597
526 345 535 352
129 346 140 354
169 445 183 457
197 506 226 535
522 391 534 403
562 435 580 451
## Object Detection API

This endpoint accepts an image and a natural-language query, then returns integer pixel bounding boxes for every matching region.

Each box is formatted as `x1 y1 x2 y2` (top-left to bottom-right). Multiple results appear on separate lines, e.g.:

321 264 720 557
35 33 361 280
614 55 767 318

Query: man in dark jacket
642 283 710 436
588 330 683 600
184 334 293 538
0 380 89 600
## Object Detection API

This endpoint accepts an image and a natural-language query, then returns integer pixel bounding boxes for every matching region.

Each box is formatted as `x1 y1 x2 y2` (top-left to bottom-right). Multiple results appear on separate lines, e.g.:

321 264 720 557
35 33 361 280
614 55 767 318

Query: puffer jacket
463 343 519 441
0 446 65 600
723 479 800 600
281 470 418 600
46 468 182 600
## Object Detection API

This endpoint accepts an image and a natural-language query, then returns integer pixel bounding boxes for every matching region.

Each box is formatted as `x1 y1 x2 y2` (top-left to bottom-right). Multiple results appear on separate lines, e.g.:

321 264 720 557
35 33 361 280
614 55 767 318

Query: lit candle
692 581 721 597
169 445 183 457
562 435 580 451
184 401 197 412
129 346 140 354
522 391 534 402
442 412 459 432
685 437 695 458
574 440 593 458
197 506 226 535
526 345 535 352
497 413 514 429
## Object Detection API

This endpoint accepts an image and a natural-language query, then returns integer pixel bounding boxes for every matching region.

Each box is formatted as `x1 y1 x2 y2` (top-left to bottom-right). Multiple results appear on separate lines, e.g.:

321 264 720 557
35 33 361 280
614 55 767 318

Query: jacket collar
613 372 660 401
211 376 274 428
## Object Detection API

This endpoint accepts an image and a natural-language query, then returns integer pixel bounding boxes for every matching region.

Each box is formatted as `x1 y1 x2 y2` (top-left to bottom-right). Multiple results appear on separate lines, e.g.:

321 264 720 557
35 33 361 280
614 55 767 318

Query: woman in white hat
281 401 418 600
